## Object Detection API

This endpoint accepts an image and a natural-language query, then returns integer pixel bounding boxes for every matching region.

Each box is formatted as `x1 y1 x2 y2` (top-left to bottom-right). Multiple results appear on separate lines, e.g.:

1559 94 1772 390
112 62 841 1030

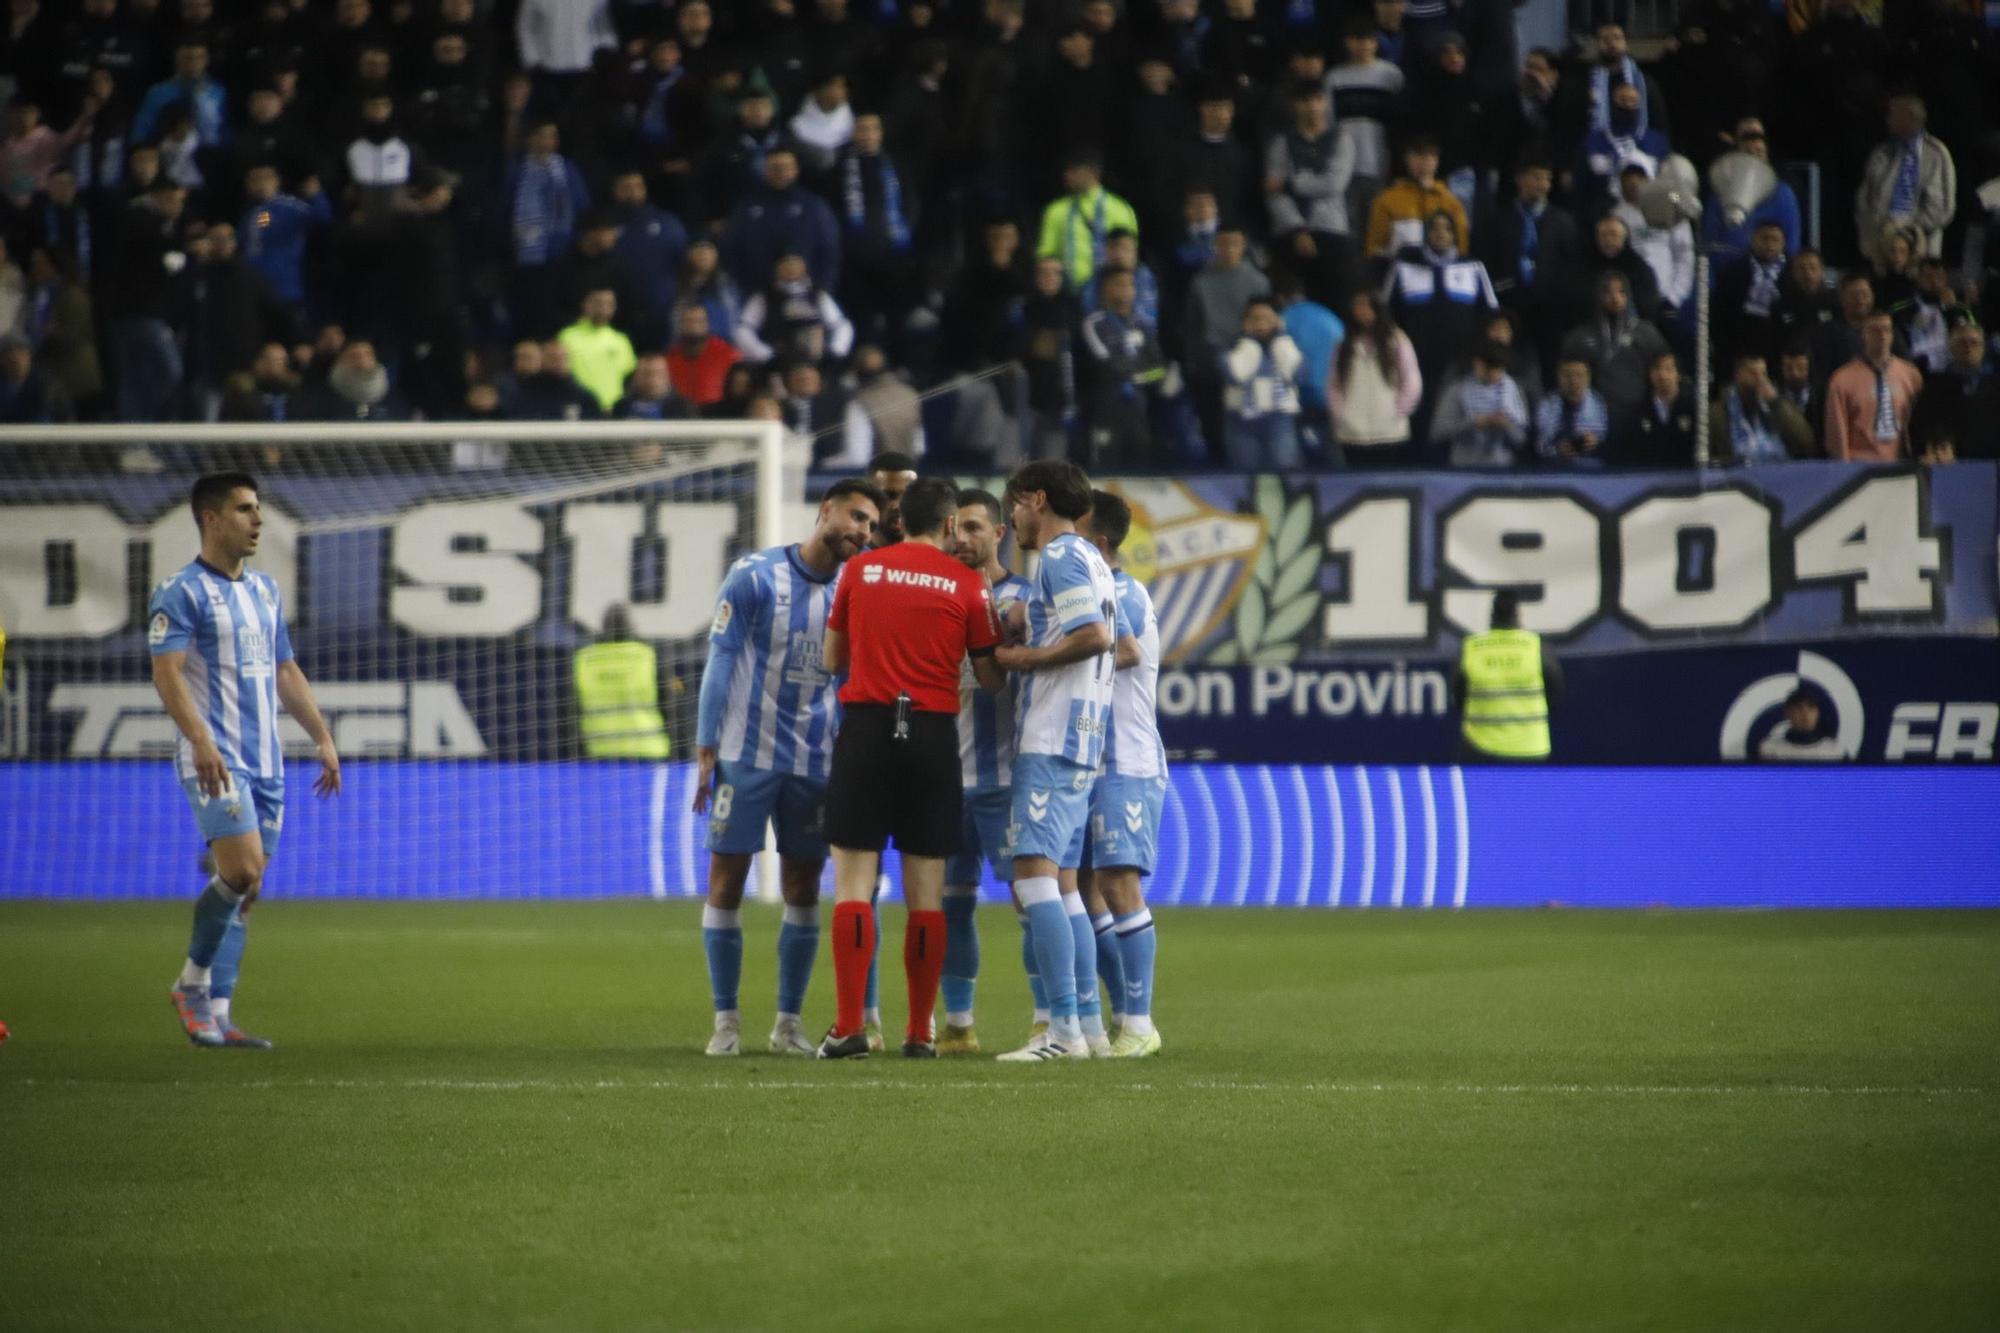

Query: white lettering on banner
1441 496 1604 635
563 501 739 638
1158 667 1447 720
1322 496 1429 643
390 501 543 638
47 681 487 757
1618 490 1773 631
1885 702 1998 761
1790 473 1943 616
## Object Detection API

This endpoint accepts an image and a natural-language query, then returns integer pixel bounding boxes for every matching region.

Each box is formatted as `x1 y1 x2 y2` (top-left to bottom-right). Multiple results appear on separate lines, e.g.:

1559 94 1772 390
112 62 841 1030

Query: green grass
1 904 1996 1332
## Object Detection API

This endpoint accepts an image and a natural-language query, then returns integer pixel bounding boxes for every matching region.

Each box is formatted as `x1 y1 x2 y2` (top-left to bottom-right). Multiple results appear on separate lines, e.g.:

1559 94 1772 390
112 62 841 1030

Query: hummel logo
1124 800 1144 833
1027 790 1050 823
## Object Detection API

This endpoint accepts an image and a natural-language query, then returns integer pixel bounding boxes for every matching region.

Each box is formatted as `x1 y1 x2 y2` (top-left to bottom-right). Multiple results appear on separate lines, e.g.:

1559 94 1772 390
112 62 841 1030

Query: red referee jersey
829 541 1001 713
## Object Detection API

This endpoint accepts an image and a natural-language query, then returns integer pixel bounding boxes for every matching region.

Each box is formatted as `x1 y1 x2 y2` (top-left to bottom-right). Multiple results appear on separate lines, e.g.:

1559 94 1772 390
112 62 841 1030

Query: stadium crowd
1 0 1998 467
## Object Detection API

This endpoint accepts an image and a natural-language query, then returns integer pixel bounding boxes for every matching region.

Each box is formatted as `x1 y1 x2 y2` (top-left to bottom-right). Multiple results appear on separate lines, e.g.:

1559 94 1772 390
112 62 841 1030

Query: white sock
775 1011 801 1025
178 960 211 988
211 996 232 1026
781 904 818 927
1080 1012 1106 1040
1015 875 1060 908
1052 1016 1083 1044
701 905 741 930
1060 889 1087 919
864 1007 881 1026
714 1008 740 1028
1033 1007 1051 1025
1122 1014 1155 1037
946 1010 974 1028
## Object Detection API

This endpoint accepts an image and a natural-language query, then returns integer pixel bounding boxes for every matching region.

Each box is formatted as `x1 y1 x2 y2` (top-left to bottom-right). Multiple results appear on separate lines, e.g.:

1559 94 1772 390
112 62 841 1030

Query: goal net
0 420 797 900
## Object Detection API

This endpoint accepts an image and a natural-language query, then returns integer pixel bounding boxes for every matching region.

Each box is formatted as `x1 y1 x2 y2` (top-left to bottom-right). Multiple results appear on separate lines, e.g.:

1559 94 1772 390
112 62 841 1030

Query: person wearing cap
1036 147 1139 292
1758 688 1844 761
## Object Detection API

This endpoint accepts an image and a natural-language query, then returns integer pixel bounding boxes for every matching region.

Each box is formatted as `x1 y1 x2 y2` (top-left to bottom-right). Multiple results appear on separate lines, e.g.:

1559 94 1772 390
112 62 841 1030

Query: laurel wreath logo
1207 477 1322 666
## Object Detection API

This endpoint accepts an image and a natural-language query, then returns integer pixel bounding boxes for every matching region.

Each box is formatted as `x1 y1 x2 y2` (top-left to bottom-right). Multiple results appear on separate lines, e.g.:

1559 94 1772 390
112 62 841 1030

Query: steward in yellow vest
574 606 670 759
1454 591 1560 761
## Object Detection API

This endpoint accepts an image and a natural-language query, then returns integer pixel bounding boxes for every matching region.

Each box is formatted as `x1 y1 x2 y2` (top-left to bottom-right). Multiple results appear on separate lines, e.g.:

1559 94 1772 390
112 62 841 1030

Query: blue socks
1063 892 1099 1024
1017 877 1076 1023
209 906 248 1000
1091 912 1125 1021
701 905 744 1013
1019 912 1050 1013
864 878 883 1016
186 878 241 970
775 904 819 1017
1115 908 1157 1019
941 890 980 1019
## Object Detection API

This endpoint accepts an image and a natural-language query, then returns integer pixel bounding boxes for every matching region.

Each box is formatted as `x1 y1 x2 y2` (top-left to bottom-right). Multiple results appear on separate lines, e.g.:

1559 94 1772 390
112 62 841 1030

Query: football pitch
1 903 1995 1332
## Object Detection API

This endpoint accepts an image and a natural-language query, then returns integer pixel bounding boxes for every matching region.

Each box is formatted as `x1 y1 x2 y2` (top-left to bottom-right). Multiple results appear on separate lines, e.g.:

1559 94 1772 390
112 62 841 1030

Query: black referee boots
816 1030 870 1059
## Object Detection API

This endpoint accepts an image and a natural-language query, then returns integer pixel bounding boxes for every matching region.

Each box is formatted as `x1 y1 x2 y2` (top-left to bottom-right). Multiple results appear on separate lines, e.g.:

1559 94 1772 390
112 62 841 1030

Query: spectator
558 286 638 412
514 0 615 88
239 163 329 324
1325 18 1403 234
1466 307 1545 409
613 351 692 421
228 81 319 200
1776 341 1821 449
722 147 841 297
677 237 742 344
409 31 492 185
1582 23 1665 140
1481 157 1579 369
1275 273 1343 438
699 79 783 223
342 92 421 222
1264 81 1355 307
789 71 855 178
1856 94 1956 268
1868 226 1919 313
1365 132 1468 259
1577 82 1669 209
107 178 189 423
0 235 24 334
607 169 687 338
27 166 92 282
220 341 300 422
1081 230 1159 330
1824 310 1921 461
1431 341 1528 469
1771 248 1838 361
505 120 591 338
2 95 98 212
1079 264 1167 468
1911 319 1998 461
1184 224 1269 452
834 111 920 347
1562 212 1662 327
131 41 228 147
941 217 1028 374
183 222 268 422
1699 120 1802 264
1117 52 1191 244
1179 80 1256 239
1383 210 1498 414
505 337 600 421
1810 271 1876 390
834 344 926 468
1612 161 1694 321
1714 220 1789 367
1620 351 1697 467
551 212 646 343
1714 351 1814 466
1036 147 1139 292
1163 186 1221 333
1495 47 1574 176
1759 689 1844 761
664 302 740 409
0 333 64 423
1221 296 1305 469
1022 254 1081 460
302 338 406 421
735 254 854 366
777 359 848 454
1329 289 1422 467
703 362 762 421
1408 33 1486 215
1561 271 1671 422
1890 257 1959 374
1370 0 1409 68
1533 355 1611 468
21 247 98 416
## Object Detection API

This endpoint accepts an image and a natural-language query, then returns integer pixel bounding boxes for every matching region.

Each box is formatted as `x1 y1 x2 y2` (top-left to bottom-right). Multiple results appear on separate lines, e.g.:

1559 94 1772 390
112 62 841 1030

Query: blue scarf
512 155 576 265
1589 58 1646 136
1517 200 1541 287
842 152 911 252
1726 391 1786 464
1064 188 1110 285
1890 136 1921 216
640 67 685 146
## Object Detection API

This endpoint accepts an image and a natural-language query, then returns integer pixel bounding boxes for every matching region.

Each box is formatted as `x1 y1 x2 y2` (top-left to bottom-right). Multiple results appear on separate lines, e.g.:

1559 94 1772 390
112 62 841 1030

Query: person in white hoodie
1611 160 1693 321
789 71 856 177
1327 289 1423 467
1222 296 1305 468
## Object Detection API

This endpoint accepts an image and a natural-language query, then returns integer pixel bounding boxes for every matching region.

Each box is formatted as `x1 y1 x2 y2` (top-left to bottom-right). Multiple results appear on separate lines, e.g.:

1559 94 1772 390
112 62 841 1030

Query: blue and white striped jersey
958 571 1031 789
1103 569 1166 780
1015 532 1129 769
698 544 840 779
147 559 295 782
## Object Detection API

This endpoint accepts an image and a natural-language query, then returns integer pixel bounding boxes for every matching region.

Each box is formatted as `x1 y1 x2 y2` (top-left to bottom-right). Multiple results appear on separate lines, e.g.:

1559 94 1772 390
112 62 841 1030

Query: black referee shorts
824 704 963 858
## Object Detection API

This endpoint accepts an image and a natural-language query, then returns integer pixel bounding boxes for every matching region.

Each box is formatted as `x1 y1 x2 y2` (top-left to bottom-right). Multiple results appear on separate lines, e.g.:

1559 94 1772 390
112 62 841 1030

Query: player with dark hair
864 451 920 546
694 478 884 1056
935 488 1034 1054
993 460 1128 1061
152 473 341 1048
1078 489 1166 1057
817 478 1006 1058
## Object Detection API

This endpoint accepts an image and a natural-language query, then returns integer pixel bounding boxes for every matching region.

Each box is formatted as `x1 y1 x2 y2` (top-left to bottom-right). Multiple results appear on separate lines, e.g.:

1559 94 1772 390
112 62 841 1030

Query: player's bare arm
151 650 227 797
971 651 1006 693
823 627 849 675
995 620 1112 673
277 659 342 798
1114 635 1141 671
691 745 718 815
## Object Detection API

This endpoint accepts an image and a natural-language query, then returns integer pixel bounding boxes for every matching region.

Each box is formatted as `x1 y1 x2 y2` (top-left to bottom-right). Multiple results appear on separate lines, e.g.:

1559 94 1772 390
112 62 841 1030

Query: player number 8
712 784 734 822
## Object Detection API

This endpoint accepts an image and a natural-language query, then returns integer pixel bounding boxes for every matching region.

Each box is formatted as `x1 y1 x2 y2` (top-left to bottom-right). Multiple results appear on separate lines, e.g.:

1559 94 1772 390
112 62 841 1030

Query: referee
818 477 1007 1059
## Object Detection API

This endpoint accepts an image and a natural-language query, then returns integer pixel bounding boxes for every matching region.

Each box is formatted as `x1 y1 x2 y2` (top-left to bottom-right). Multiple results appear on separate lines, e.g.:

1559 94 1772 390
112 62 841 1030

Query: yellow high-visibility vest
1459 628 1550 759
573 640 670 759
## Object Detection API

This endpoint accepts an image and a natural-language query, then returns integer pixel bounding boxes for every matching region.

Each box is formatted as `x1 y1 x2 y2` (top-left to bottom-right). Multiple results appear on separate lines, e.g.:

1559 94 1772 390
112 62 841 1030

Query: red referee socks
832 901 875 1038
904 910 947 1044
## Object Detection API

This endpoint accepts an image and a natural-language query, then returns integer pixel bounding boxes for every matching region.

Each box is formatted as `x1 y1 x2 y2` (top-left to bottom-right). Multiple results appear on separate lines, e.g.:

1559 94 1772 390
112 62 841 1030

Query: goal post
0 419 799 901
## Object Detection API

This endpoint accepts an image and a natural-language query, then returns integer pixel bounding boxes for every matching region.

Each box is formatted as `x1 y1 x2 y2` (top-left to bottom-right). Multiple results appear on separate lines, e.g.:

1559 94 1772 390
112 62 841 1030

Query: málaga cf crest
1102 480 1267 664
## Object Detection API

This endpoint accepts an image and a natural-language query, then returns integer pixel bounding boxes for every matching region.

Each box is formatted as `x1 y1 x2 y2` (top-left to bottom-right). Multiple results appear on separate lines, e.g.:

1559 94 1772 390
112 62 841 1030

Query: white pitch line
6 1077 1987 1097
